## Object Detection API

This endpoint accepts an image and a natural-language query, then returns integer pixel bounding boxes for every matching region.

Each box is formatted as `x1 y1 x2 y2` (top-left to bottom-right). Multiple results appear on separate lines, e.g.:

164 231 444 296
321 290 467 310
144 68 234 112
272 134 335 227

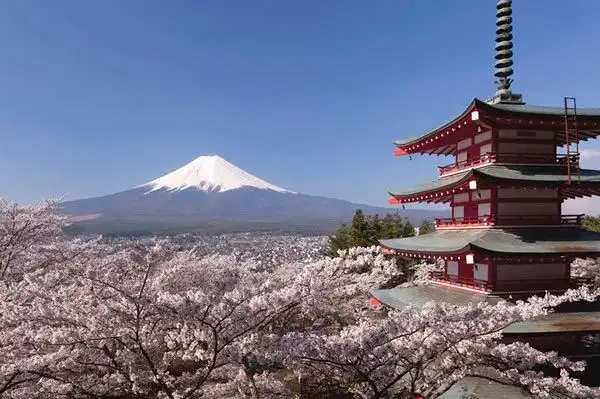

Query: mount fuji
62 155 443 235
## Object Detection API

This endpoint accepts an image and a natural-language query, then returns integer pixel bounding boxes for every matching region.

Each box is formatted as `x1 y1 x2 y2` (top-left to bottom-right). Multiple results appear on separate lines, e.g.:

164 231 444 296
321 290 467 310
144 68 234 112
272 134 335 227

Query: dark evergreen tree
326 210 416 256
349 209 371 248
418 219 436 235
583 216 600 232
366 214 382 246
380 212 416 240
325 223 351 256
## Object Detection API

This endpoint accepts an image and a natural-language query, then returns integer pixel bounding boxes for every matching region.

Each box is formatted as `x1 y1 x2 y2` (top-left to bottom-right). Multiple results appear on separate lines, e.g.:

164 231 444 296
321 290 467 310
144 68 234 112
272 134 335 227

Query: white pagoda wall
451 189 492 221
454 130 493 164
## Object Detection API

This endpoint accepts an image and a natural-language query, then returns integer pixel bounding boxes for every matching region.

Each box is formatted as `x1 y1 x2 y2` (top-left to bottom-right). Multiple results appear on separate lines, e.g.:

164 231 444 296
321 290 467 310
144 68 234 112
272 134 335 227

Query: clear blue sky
2 0 600 207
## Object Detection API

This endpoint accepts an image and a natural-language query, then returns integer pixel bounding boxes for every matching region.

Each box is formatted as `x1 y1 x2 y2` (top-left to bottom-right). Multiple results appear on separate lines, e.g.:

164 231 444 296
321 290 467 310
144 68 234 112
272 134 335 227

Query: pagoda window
453 206 464 220
479 143 492 156
457 151 468 163
457 138 472 150
474 130 492 144
473 263 489 282
453 193 469 203
471 189 491 201
446 260 459 277
477 203 491 217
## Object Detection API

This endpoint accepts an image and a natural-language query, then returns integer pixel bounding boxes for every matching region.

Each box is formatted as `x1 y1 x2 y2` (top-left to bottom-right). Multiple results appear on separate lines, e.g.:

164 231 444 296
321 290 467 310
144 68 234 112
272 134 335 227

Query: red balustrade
434 216 494 228
435 214 583 228
438 152 580 176
438 153 495 175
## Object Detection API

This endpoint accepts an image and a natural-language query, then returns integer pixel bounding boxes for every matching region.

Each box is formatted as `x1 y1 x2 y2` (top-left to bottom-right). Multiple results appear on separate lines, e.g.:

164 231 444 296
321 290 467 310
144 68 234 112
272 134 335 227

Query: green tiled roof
380 228 600 255
380 230 483 254
440 375 533 399
371 284 501 309
478 165 600 183
394 98 600 148
388 170 469 197
389 165 600 198
373 287 600 334
503 312 600 334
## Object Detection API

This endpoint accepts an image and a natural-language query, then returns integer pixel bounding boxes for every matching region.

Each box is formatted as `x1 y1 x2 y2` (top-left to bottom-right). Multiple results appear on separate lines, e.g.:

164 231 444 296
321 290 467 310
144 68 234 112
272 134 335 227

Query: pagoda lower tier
380 227 600 294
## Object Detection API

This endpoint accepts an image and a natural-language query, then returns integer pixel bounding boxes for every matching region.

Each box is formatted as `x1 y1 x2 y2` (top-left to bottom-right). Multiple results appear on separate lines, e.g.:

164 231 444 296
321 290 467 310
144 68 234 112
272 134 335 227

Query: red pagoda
371 1 600 394
378 0 600 297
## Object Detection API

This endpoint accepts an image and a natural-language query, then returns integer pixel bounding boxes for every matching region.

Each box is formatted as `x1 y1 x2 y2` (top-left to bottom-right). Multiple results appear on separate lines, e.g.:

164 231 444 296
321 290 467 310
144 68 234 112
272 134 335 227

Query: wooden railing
438 153 494 175
430 271 491 289
435 214 584 228
438 152 580 176
435 216 493 228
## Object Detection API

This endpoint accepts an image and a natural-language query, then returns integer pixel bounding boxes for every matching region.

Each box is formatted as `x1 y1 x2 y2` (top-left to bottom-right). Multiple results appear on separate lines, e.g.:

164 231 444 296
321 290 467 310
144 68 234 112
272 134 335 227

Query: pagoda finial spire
491 0 523 104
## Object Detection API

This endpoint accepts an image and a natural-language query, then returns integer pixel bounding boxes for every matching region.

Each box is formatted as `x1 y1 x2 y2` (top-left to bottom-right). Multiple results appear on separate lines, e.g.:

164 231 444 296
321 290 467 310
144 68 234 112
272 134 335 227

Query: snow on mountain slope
141 155 295 194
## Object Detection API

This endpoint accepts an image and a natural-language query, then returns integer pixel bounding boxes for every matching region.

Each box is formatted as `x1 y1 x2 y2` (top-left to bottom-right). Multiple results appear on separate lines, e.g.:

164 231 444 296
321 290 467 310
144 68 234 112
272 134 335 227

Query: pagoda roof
395 98 600 155
440 375 533 399
389 164 600 203
371 284 502 309
372 286 600 336
379 227 600 256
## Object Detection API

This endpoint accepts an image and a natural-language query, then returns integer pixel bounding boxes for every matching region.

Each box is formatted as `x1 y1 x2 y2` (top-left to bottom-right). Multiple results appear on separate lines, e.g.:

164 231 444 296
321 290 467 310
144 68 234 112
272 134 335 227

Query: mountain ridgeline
62 155 445 235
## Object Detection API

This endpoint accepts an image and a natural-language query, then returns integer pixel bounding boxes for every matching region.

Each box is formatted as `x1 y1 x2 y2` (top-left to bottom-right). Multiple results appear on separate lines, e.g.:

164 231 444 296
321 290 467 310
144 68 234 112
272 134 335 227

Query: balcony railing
438 153 494 175
434 214 584 228
430 271 591 292
435 215 493 228
438 152 580 176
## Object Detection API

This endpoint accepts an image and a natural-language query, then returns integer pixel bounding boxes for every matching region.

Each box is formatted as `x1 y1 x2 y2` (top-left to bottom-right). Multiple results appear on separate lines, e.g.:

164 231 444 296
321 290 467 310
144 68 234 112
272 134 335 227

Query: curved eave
380 230 484 255
471 165 600 186
393 99 600 156
388 170 473 204
394 99 479 156
380 228 600 257
389 165 600 205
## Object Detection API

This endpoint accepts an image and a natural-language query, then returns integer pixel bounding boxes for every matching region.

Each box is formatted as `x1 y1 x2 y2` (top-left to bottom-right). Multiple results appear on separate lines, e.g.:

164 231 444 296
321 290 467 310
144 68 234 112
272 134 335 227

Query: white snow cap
142 155 295 194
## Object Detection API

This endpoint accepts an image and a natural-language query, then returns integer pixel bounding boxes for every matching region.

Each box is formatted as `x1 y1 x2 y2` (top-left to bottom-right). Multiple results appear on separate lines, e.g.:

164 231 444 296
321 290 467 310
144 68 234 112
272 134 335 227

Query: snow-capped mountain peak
141 155 295 194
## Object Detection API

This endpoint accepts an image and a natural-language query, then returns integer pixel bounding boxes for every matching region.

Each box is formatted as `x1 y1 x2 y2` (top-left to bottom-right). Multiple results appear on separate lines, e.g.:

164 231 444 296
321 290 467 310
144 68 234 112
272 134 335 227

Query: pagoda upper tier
388 164 600 205
394 98 600 161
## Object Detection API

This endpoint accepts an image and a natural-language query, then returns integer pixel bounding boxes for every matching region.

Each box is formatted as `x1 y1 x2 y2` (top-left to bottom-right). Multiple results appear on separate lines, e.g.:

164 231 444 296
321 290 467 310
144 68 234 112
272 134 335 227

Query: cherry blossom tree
1 199 600 398
264 287 600 398
0 199 68 280
572 257 600 288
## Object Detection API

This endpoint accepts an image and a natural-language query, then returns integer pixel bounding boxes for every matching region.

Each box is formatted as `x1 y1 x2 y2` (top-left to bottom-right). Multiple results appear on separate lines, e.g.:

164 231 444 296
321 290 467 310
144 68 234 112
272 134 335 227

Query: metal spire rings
495 0 513 98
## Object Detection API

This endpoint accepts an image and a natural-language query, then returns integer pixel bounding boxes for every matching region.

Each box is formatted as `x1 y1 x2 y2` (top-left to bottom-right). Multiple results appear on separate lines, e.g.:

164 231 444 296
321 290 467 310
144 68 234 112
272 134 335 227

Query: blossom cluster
1 199 599 398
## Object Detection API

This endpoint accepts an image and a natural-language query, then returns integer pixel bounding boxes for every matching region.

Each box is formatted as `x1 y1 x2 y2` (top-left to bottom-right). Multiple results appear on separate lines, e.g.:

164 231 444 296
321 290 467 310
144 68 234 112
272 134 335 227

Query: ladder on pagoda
564 96 581 184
